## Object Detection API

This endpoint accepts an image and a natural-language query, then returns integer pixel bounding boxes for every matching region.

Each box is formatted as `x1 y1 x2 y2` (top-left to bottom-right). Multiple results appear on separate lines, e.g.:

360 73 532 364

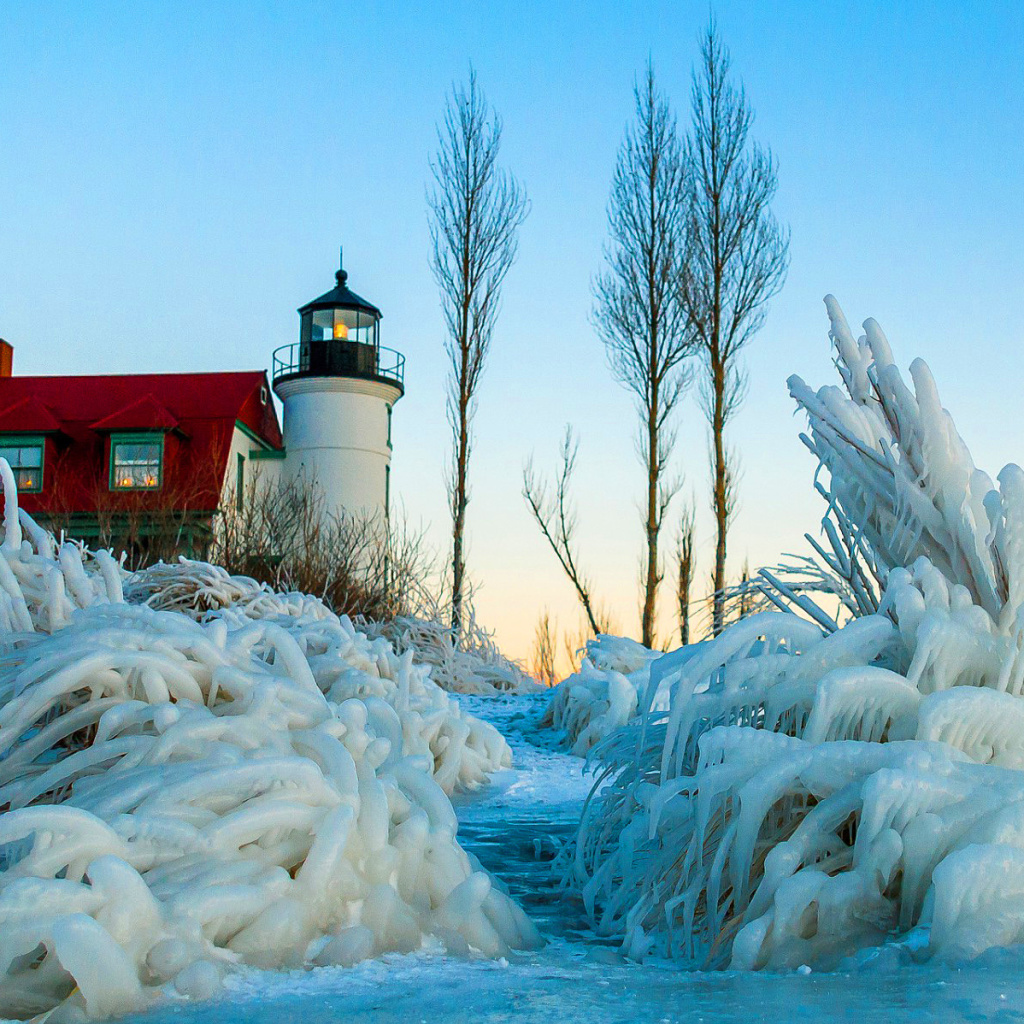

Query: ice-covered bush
0 475 537 1021
130 560 536 697
365 614 538 696
566 297 1024 969
542 635 661 754
0 462 123 637
126 557 335 624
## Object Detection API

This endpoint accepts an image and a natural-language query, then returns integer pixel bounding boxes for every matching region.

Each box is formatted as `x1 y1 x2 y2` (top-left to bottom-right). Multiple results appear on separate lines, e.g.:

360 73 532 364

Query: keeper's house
0 251 404 561
0 341 283 557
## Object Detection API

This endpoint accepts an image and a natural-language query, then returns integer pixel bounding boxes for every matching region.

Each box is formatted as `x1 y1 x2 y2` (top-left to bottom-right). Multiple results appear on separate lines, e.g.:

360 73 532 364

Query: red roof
90 395 181 433
0 395 62 433
0 371 282 518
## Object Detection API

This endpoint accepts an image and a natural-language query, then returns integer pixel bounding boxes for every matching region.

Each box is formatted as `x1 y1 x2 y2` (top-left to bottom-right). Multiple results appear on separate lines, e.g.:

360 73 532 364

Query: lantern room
272 251 404 392
299 262 381 349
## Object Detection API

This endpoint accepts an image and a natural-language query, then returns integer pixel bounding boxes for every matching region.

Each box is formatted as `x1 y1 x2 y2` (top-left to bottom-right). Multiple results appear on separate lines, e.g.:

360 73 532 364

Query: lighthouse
272 253 404 518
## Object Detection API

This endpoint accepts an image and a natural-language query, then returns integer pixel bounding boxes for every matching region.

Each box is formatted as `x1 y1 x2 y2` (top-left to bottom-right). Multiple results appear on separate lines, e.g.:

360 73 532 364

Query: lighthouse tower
272 253 404 517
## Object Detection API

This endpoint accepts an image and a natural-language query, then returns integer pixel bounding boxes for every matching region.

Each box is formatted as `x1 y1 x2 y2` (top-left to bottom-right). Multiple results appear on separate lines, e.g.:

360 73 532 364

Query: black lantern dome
272 250 404 394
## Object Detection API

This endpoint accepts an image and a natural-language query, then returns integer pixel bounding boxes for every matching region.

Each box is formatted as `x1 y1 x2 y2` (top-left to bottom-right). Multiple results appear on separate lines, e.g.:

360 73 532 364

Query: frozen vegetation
0 477 539 1021
361 616 538 696
541 635 661 754
558 297 1024 971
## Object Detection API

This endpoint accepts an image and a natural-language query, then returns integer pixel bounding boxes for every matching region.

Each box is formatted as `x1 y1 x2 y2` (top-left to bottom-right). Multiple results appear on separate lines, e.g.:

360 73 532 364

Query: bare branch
522 426 609 637
531 609 559 687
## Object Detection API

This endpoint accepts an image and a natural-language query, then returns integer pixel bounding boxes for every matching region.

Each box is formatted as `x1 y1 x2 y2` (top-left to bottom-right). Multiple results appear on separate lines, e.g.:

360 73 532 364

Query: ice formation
542 635 660 754
562 297 1024 969
0 461 123 637
0 478 539 1021
363 615 539 696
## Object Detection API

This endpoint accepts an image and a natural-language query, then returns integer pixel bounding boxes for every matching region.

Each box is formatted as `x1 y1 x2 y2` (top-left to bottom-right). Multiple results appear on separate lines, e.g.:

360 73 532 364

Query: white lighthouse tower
272 252 404 517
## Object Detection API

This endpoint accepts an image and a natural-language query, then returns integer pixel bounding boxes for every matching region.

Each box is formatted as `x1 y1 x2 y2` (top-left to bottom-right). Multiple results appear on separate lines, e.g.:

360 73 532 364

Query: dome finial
336 245 347 286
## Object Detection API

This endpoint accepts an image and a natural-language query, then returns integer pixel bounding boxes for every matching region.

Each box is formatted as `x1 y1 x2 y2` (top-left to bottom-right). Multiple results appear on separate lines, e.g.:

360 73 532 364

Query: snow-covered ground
116 693 1024 1024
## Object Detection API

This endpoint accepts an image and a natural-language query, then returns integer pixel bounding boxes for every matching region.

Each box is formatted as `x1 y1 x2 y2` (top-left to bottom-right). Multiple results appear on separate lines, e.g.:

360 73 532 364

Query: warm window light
333 322 349 340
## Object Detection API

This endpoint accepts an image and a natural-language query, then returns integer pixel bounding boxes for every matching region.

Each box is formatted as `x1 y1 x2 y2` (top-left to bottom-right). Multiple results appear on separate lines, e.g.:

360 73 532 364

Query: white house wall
219 425 283 512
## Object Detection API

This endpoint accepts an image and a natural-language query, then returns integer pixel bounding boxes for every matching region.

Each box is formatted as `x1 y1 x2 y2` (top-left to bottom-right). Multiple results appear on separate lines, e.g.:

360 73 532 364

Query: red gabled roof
90 394 181 433
0 370 283 517
0 395 63 433
0 372 282 443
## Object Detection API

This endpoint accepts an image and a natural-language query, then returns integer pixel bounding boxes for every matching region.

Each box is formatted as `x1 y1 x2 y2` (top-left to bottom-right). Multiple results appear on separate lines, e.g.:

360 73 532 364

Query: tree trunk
711 355 727 636
642 393 659 647
451 343 470 634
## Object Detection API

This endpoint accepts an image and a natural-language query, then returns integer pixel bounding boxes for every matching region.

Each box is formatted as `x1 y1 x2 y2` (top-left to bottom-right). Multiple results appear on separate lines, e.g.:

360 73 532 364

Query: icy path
122 694 1024 1024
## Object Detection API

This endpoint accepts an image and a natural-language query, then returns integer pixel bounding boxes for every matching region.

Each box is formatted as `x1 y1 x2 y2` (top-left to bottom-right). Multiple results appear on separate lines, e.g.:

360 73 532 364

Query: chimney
0 340 11 378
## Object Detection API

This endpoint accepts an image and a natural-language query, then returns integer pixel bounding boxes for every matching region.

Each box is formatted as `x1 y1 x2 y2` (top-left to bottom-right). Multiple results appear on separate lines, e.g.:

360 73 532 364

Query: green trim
236 453 245 511
35 510 217 559
250 448 286 461
0 434 46 493
386 404 393 449
109 431 164 491
234 418 279 453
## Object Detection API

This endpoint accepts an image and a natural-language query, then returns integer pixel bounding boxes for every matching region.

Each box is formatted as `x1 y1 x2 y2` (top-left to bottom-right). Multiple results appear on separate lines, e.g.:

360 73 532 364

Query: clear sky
2 1 1023 668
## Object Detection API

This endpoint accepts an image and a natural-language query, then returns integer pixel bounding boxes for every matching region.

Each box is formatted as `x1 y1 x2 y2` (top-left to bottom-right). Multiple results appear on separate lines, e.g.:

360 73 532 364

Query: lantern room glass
305 308 379 347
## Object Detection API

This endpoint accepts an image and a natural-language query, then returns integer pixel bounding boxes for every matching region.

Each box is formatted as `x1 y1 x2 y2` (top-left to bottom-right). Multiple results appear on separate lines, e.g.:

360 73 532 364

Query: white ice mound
543 635 661 755
124 557 331 624
363 615 540 696
0 461 124 637
565 298 1024 970
0 478 536 1021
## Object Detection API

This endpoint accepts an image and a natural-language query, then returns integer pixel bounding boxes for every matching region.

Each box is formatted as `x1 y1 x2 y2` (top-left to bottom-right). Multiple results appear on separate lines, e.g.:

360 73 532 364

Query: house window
110 435 163 490
386 405 393 448
0 438 44 492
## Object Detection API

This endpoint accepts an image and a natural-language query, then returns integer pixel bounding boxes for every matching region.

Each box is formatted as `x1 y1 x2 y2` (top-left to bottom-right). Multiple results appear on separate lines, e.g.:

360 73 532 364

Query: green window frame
236 453 245 511
0 435 45 492
109 432 164 491
386 405 393 449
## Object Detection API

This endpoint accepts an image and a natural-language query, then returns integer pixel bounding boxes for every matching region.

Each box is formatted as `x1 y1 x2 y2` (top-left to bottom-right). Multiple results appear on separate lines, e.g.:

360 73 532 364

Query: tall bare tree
683 23 789 635
593 63 694 650
428 71 528 633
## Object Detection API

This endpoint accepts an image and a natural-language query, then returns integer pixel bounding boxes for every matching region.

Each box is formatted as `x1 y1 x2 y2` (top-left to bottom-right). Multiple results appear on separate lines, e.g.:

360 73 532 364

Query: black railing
272 342 405 391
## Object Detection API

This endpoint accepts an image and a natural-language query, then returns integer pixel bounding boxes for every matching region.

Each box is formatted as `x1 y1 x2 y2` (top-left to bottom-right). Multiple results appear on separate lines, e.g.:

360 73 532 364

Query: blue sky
2 2 1023 663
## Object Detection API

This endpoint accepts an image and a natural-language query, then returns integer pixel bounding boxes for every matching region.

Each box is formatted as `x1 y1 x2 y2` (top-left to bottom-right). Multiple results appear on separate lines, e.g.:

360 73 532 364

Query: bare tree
593 63 694 650
683 23 789 635
675 500 696 645
523 426 610 637
531 610 559 687
738 558 753 620
428 70 528 634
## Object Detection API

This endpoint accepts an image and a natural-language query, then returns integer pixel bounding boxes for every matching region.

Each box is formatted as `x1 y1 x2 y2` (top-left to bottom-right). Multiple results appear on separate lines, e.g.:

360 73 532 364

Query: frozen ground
117 694 1024 1024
